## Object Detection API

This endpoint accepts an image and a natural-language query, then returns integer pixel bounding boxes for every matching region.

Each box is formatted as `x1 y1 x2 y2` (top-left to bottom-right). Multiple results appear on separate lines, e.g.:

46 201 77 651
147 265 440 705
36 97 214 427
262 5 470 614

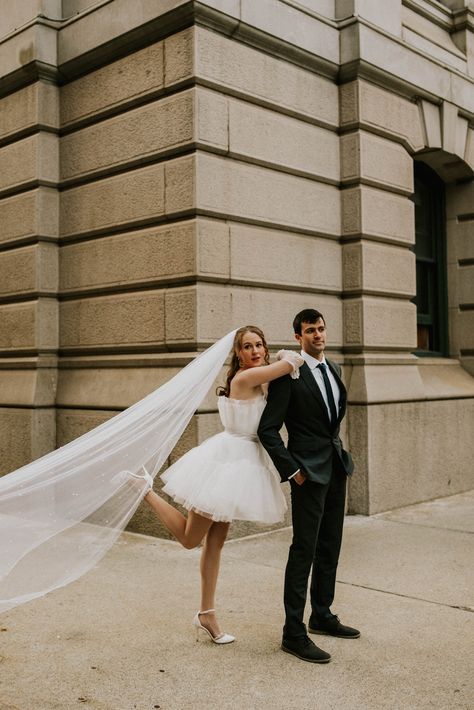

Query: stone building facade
0 0 473 537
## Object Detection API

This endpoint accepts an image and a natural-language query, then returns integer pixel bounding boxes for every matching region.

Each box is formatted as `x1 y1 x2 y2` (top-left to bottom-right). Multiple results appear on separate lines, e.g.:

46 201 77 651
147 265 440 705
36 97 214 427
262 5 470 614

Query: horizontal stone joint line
339 178 413 198
59 82 195 135
0 125 58 150
0 180 59 201
458 259 474 266
194 78 338 132
0 292 57 305
337 581 473 612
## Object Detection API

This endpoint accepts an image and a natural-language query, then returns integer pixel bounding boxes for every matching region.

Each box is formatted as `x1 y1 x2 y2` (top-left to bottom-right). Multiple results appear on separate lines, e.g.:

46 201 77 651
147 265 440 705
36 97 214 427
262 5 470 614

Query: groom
258 309 359 663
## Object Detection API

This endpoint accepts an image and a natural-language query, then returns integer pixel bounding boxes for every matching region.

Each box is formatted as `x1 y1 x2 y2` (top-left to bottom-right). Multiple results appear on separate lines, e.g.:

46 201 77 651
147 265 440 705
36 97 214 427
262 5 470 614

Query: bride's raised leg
198 521 230 638
144 490 213 549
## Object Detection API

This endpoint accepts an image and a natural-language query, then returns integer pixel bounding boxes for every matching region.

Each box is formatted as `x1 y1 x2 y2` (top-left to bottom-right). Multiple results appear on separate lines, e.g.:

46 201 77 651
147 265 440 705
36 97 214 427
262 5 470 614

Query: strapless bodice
217 395 266 438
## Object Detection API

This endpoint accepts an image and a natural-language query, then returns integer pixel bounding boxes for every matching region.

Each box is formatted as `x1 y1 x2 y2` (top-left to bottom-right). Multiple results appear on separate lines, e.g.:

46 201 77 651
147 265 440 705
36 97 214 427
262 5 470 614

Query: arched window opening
412 161 448 356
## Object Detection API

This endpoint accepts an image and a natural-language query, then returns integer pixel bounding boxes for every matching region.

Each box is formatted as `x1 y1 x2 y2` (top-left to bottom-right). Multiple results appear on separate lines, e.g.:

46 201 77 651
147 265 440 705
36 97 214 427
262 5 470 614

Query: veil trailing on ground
0 329 237 614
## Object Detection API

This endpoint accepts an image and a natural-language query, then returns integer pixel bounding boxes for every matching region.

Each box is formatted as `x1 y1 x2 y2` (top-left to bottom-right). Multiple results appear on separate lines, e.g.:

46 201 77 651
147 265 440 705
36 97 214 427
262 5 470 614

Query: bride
0 325 302 626
140 326 303 644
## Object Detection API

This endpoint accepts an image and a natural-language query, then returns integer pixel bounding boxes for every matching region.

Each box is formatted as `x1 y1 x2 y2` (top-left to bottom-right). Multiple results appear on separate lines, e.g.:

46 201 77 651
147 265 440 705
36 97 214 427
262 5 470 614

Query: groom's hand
293 470 306 486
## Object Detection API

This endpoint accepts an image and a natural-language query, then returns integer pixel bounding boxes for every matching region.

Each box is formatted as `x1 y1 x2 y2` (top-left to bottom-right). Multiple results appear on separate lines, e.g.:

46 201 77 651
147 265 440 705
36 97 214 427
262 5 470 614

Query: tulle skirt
161 431 287 523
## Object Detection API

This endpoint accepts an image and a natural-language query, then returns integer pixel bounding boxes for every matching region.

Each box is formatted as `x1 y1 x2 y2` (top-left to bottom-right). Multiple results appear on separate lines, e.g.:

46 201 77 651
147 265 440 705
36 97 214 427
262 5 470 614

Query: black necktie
317 362 337 424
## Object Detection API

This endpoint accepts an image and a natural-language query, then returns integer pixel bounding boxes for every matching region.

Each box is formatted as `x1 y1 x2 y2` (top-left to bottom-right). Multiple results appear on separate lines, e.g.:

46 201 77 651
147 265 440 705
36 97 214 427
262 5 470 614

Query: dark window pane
412 162 447 356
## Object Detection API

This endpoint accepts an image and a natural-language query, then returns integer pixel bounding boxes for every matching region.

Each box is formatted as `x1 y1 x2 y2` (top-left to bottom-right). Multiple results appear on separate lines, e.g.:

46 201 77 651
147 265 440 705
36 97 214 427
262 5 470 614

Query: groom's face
295 318 327 360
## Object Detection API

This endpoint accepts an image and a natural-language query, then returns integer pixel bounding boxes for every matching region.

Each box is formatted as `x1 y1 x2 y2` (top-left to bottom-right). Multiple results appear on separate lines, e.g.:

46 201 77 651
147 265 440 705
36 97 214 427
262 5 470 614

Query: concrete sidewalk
1 491 473 710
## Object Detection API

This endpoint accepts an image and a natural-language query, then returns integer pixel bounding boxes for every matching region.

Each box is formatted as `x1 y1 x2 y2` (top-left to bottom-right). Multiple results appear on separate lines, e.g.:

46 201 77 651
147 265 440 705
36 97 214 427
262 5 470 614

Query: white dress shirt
300 350 340 422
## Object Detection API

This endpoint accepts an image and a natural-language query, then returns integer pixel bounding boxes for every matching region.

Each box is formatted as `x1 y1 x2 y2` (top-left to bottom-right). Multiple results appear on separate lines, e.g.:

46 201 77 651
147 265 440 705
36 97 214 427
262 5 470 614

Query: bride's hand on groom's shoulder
276 350 304 379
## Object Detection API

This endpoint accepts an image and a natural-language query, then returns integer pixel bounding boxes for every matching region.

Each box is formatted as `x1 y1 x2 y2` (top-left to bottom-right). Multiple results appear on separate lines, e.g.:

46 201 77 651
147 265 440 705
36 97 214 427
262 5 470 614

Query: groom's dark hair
293 308 325 335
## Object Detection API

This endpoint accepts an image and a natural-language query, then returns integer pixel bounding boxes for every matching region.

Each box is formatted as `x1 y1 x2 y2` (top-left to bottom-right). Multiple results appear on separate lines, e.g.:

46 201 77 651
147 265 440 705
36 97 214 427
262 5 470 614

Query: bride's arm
232 351 304 390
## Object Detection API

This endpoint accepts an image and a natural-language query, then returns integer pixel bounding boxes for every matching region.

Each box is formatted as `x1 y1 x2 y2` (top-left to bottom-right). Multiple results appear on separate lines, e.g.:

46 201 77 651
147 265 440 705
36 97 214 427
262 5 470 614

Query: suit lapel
299 362 332 426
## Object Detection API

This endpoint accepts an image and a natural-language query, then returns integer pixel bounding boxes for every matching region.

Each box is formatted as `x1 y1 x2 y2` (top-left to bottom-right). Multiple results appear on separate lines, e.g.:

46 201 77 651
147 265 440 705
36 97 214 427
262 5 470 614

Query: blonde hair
217 326 270 397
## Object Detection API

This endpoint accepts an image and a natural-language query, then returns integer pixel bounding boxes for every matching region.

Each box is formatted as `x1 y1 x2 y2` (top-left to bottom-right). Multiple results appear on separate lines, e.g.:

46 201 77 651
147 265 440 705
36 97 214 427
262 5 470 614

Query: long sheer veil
0 329 237 614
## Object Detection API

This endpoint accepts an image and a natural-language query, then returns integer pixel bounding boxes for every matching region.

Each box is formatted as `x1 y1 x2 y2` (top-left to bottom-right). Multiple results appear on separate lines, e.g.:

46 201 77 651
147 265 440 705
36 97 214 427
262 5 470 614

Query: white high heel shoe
127 467 153 494
193 609 235 645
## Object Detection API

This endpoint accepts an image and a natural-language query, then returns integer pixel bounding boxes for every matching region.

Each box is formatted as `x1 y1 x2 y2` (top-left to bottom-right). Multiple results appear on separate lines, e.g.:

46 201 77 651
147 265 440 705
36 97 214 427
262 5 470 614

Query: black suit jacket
258 359 354 484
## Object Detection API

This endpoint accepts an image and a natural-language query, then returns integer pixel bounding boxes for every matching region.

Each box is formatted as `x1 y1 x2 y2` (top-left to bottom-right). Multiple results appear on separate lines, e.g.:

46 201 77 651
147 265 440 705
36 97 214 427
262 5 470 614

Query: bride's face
238 331 266 369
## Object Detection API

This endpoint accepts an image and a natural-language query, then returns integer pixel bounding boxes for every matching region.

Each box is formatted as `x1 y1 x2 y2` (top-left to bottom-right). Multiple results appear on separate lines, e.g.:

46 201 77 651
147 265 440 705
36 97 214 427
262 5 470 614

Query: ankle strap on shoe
199 609 215 614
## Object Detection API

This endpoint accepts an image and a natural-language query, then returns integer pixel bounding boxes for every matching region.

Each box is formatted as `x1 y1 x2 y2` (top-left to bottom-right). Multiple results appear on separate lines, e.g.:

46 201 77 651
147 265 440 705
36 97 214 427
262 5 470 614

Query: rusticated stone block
60 164 165 238
197 219 230 278
342 244 363 291
56 408 115 447
230 223 341 290
60 91 194 181
59 291 165 349
0 81 59 142
0 243 58 297
195 26 338 126
56 364 181 409
0 136 35 193
343 242 415 296
196 88 228 150
197 153 340 235
60 221 195 294
164 288 197 344
341 80 424 151
164 155 195 215
342 186 414 245
61 42 165 127
0 133 58 194
164 26 194 87
0 366 57 407
359 81 424 150
371 297 416 349
341 131 413 193
0 407 56 476
192 283 342 346
343 300 363 346
229 99 339 181
0 298 58 352
0 188 59 246
59 218 229 295
345 296 417 349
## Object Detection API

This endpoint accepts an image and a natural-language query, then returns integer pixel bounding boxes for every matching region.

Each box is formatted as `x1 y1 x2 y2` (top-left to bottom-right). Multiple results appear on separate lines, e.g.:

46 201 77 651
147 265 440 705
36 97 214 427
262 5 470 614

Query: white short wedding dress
161 394 287 523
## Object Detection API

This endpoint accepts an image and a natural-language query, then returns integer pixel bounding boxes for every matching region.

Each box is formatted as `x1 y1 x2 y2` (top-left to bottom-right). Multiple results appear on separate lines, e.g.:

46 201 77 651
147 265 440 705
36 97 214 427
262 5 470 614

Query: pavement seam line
374 518 474 535
337 581 474 613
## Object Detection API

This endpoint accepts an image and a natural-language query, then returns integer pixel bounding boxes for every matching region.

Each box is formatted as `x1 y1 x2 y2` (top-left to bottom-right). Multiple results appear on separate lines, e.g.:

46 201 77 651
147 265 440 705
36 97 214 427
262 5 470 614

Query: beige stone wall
0 0 473 530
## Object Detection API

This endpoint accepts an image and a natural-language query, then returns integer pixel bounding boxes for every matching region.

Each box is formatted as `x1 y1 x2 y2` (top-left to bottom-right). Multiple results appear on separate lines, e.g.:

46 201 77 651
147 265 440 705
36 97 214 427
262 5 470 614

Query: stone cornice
0 0 472 121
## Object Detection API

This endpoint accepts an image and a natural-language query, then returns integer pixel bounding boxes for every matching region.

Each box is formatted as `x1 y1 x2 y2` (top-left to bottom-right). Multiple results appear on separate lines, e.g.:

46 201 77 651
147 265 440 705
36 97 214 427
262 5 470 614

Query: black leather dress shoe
281 635 331 663
308 615 360 639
